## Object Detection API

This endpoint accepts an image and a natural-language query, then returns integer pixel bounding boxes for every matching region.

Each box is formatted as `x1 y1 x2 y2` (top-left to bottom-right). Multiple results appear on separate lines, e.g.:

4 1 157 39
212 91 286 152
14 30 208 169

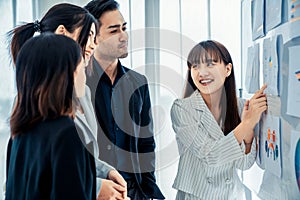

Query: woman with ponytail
6 33 95 199
6 3 127 199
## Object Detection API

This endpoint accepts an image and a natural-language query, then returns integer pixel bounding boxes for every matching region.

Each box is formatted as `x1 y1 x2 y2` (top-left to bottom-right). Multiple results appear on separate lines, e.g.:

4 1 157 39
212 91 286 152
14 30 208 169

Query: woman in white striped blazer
171 40 267 199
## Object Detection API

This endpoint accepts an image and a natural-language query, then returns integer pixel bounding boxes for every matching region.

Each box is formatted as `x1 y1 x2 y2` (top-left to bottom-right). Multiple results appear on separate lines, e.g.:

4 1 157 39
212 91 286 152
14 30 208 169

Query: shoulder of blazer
173 90 207 112
122 66 148 86
171 93 202 123
172 96 191 110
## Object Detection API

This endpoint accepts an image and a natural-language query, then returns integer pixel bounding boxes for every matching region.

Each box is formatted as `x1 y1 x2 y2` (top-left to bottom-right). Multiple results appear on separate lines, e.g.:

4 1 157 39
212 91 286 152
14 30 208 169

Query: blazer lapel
74 112 100 158
75 112 97 143
190 90 224 140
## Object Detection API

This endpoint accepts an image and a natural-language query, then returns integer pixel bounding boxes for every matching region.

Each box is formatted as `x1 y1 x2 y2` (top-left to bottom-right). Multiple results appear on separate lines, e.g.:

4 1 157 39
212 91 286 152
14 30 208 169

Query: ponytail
7 20 41 64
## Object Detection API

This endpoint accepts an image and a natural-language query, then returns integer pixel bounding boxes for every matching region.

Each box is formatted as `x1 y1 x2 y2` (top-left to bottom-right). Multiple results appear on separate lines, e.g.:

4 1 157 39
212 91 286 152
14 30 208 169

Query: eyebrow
107 22 127 29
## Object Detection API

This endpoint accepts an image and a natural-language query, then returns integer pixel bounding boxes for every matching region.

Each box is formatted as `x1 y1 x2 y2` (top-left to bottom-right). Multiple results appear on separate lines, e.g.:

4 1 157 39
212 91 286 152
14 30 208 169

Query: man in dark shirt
84 1 165 199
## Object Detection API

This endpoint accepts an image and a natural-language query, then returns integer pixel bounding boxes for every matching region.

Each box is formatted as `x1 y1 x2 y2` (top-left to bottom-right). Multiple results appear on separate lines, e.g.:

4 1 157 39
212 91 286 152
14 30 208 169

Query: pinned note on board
287 45 300 118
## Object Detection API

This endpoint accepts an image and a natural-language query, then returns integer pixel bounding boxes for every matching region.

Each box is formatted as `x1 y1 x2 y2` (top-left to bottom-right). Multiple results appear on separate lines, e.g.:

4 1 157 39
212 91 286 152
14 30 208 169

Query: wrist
241 120 255 132
244 140 253 145
234 122 254 144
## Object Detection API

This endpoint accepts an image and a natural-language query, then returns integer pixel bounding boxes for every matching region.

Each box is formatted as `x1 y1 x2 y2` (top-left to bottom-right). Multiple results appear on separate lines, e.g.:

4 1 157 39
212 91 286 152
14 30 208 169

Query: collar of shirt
92 58 126 86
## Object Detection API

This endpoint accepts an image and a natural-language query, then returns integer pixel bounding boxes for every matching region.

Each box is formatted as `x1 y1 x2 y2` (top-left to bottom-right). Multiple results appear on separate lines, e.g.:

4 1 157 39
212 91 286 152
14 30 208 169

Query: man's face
95 9 128 60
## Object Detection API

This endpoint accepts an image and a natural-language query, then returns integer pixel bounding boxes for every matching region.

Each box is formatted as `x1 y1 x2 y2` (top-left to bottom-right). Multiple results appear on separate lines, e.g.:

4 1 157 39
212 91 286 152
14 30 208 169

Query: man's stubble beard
119 52 128 59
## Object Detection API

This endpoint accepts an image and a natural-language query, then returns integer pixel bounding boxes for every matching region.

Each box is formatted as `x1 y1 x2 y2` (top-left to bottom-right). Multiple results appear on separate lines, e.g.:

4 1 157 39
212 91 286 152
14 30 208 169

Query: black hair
8 3 98 64
84 0 119 27
10 33 82 136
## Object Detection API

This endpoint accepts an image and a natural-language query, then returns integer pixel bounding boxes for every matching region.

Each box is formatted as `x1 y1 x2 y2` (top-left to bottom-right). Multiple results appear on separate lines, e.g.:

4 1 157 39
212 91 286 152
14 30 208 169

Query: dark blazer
6 116 96 200
87 58 164 199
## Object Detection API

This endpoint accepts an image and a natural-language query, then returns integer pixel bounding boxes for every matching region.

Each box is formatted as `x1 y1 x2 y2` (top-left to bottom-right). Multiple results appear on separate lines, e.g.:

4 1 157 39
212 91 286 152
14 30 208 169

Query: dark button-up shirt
87 57 165 199
94 61 132 179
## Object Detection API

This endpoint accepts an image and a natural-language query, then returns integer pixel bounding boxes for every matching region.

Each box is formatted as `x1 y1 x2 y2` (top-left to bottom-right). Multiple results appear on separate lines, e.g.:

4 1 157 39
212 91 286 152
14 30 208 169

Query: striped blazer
171 90 256 199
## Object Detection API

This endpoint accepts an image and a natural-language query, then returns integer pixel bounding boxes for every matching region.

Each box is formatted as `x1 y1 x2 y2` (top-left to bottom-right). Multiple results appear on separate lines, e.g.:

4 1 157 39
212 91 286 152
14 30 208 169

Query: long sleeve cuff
96 178 102 197
95 158 115 178
240 137 257 155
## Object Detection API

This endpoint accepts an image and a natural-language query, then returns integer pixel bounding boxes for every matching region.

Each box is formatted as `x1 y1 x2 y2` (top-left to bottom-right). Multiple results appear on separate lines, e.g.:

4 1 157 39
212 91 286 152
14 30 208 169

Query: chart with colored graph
260 115 282 178
287 45 300 118
265 128 279 161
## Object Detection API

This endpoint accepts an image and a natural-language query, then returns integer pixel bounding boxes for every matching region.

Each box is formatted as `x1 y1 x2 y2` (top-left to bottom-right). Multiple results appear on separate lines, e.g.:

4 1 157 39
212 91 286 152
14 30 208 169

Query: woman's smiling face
190 57 232 95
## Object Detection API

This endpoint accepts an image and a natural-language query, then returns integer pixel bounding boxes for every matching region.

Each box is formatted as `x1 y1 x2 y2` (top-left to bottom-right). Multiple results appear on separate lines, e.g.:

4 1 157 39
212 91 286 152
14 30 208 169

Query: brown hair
10 34 81 137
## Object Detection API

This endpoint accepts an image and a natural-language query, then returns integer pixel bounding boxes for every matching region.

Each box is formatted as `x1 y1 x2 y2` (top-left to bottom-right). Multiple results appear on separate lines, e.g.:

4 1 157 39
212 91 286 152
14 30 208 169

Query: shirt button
116 127 119 131
207 177 213 184
225 178 232 184
107 144 111 150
